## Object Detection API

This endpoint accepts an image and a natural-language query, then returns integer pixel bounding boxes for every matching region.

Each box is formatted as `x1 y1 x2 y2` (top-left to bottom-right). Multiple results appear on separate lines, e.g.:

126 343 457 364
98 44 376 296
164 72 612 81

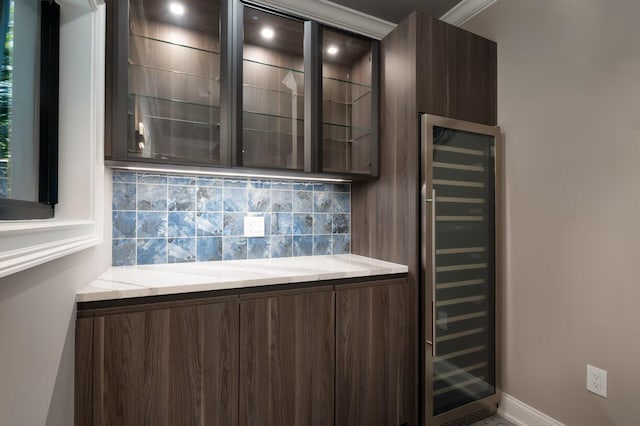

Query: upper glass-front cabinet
321 28 378 175
126 0 224 164
106 0 378 177
240 6 304 170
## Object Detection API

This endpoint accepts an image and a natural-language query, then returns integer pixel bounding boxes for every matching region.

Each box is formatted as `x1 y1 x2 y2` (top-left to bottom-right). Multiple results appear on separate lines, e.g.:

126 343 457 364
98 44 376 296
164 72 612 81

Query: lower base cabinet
239 287 335 426
75 276 410 426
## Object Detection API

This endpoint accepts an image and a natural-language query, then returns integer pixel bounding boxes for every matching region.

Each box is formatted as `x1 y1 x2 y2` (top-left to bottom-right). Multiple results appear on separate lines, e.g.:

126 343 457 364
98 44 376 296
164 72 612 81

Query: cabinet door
107 0 229 165
321 28 379 176
87 300 238 426
239 288 334 426
335 279 413 426
238 5 305 171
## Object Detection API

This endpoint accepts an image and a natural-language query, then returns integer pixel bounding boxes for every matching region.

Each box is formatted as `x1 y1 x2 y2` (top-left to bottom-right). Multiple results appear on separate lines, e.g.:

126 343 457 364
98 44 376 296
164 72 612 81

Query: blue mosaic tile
168 186 196 211
0 180 7 198
271 235 293 258
271 212 292 235
313 191 332 213
332 234 350 254
293 235 313 256
313 235 332 255
248 237 270 259
137 212 168 238
112 211 136 238
112 183 136 211
168 176 196 186
332 214 350 234
197 177 223 187
113 171 135 183
138 174 167 184
168 212 196 238
272 181 293 190
293 182 313 191
313 213 332 235
293 191 313 213
314 183 333 192
333 192 350 213
271 190 292 212
333 183 350 193
112 174 351 266
196 212 223 237
223 237 247 260
197 187 222 212
249 179 271 189
197 237 222 262
223 213 245 236
137 238 167 265
224 178 248 188
137 184 167 211
112 239 136 266
0 163 8 178
248 188 271 212
293 214 313 235
168 238 196 263
223 188 248 212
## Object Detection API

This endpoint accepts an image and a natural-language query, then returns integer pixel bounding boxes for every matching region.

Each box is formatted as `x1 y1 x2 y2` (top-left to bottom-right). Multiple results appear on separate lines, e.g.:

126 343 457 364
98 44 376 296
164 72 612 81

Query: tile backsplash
111 171 351 266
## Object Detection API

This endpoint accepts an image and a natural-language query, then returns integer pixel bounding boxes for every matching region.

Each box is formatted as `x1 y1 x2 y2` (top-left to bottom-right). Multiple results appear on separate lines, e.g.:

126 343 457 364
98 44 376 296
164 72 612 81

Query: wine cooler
421 114 501 425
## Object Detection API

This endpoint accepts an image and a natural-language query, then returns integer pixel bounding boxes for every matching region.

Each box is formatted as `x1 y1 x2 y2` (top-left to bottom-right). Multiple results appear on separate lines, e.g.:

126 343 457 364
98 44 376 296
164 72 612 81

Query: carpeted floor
470 414 517 425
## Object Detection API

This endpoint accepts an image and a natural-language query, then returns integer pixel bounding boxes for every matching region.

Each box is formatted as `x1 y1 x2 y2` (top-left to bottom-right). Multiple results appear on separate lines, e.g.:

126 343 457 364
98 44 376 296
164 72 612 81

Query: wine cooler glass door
422 114 500 424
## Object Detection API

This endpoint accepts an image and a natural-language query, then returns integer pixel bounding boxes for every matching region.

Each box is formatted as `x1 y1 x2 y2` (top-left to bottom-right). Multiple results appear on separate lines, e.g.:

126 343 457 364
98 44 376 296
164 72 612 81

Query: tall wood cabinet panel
335 278 412 426
239 287 335 426
76 298 239 426
351 11 497 425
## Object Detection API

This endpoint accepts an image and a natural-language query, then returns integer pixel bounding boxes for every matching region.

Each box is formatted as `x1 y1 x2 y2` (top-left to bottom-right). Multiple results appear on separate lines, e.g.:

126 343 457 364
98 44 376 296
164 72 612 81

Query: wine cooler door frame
421 113 502 426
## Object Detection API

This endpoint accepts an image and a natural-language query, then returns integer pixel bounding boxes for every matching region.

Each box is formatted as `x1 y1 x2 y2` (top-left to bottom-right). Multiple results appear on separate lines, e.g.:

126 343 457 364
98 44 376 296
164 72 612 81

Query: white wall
0 1 111 424
464 0 640 424
0 175 110 425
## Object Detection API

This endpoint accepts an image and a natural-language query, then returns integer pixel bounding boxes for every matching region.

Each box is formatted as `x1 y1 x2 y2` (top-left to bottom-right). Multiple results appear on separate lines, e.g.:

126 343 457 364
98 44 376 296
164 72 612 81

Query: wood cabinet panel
239 288 335 426
335 279 412 426
81 300 238 426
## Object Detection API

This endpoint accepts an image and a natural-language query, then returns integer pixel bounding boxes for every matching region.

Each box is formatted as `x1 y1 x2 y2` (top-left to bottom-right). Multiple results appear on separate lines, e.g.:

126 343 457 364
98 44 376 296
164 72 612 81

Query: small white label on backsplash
244 216 265 237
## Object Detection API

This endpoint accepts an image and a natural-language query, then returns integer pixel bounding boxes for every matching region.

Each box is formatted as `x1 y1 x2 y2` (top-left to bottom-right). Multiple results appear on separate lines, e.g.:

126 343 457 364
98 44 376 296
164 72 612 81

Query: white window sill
0 1 106 279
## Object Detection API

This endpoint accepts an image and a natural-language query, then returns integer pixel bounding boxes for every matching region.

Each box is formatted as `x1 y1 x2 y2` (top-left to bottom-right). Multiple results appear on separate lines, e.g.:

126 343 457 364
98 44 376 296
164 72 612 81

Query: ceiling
325 0 464 23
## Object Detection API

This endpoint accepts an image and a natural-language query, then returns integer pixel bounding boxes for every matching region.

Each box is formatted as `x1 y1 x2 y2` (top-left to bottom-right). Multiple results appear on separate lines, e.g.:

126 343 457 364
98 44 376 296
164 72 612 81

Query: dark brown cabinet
75 297 239 426
105 0 379 178
75 275 410 426
239 287 335 426
335 278 413 426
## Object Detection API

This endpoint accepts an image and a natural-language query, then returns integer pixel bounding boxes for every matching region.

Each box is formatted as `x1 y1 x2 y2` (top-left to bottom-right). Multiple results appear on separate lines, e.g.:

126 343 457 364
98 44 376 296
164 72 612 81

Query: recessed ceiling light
261 27 275 40
327 45 339 55
169 2 185 16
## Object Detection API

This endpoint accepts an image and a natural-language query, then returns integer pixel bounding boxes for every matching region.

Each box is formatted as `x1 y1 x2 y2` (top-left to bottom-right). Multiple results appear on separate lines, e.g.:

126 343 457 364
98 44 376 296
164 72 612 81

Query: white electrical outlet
586 364 607 398
244 216 265 237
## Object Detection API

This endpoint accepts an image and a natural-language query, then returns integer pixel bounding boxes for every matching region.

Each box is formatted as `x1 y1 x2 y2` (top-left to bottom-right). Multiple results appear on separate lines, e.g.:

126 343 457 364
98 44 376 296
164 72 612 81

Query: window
0 0 59 220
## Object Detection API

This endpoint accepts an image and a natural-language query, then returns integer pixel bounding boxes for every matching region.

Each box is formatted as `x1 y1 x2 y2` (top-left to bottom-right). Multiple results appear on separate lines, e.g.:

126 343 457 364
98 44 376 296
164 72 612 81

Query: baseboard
498 393 566 426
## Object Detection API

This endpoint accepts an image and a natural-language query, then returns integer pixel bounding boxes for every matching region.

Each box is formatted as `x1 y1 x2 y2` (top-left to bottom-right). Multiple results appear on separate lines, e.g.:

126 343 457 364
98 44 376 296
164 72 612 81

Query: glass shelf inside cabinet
322 28 374 175
241 7 304 170
127 0 222 164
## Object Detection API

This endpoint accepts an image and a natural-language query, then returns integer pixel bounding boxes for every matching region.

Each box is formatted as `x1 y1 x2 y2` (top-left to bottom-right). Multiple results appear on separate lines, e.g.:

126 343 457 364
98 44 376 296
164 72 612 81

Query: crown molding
250 0 395 39
440 0 498 26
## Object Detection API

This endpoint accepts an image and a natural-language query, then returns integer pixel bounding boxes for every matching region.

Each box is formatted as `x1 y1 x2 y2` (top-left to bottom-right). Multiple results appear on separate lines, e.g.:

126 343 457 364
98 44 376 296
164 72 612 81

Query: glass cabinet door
128 0 222 163
240 7 304 170
321 28 376 175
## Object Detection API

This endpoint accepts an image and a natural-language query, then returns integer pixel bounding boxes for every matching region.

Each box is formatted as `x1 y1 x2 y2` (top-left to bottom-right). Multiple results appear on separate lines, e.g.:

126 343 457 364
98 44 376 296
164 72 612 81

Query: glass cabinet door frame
421 113 502 425
106 0 233 167
106 0 379 177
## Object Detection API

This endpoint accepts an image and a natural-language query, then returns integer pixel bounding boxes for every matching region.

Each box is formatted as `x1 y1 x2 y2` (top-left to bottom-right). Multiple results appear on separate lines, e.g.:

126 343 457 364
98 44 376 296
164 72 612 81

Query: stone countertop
76 254 408 302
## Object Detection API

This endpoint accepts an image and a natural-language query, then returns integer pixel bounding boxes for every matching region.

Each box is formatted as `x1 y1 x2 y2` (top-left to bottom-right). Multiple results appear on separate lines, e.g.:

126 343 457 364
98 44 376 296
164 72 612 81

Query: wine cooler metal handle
425 188 437 358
